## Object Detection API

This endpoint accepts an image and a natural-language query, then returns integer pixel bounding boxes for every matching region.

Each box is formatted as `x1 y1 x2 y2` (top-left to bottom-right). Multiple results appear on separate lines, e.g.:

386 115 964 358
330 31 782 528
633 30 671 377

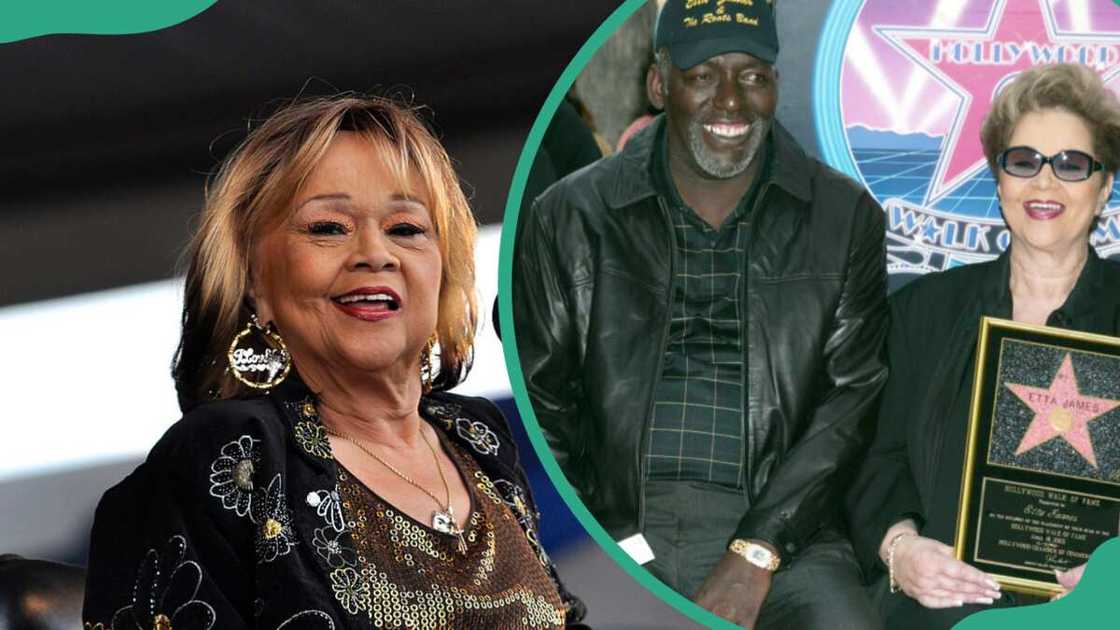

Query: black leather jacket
513 117 888 560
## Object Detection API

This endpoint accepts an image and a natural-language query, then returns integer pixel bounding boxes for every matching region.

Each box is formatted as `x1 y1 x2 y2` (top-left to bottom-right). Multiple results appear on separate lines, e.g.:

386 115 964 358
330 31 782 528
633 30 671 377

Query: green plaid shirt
645 130 767 488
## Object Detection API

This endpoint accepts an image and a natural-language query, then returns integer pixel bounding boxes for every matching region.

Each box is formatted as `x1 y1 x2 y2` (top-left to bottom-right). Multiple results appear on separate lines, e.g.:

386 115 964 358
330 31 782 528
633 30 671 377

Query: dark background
1 0 620 307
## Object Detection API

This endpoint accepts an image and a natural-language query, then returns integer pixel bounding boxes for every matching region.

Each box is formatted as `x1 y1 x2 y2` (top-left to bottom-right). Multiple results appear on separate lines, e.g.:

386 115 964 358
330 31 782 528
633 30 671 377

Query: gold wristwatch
729 539 781 571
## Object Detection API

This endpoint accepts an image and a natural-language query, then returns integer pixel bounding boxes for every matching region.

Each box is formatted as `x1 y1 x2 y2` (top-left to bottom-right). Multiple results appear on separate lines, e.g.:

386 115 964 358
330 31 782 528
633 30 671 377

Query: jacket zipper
637 196 676 533
740 182 770 501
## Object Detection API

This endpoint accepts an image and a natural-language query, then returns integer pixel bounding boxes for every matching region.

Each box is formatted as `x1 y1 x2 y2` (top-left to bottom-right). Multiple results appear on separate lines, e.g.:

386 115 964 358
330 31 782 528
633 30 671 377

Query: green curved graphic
955 538 1120 629
1 1 217 44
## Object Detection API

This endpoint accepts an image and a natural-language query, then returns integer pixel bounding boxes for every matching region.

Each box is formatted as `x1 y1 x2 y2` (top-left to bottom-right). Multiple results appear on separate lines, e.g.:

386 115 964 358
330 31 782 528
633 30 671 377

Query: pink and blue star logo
814 0 1120 276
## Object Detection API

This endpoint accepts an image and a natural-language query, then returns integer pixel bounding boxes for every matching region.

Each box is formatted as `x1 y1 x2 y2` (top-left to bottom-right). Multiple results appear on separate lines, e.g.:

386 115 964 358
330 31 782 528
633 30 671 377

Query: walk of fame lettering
1005 354 1120 468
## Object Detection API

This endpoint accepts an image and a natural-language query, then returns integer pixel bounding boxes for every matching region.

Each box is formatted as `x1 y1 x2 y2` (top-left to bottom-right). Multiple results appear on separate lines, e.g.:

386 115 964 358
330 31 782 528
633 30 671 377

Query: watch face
730 539 778 570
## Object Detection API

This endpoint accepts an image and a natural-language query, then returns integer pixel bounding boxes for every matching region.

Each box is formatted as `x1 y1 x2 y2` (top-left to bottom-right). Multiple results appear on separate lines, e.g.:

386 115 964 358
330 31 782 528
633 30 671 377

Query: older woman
81 96 586 629
846 63 1120 629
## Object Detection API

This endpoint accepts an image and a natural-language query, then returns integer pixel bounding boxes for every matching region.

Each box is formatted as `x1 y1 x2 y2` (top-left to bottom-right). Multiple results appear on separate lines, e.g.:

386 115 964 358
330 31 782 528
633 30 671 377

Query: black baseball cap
654 0 779 69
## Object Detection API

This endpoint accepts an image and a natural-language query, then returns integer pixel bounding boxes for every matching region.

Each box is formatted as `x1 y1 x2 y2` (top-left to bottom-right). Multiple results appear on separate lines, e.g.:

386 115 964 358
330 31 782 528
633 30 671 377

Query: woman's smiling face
251 131 442 382
998 108 1113 256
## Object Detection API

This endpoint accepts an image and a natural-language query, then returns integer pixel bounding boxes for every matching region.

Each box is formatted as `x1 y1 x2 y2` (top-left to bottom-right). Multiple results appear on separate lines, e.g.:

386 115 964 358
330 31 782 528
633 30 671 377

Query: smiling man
514 2 888 627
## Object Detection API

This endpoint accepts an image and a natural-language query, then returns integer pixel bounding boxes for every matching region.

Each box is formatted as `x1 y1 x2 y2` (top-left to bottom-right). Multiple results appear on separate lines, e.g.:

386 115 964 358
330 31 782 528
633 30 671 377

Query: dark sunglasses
998 146 1105 182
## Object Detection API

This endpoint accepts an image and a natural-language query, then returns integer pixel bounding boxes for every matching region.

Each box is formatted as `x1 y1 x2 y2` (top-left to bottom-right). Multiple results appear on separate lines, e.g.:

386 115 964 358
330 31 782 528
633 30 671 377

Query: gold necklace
324 425 467 555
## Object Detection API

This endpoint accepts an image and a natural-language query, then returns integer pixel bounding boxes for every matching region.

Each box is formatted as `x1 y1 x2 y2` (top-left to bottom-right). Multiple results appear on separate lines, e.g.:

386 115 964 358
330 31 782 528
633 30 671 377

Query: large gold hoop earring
227 313 291 390
420 335 437 394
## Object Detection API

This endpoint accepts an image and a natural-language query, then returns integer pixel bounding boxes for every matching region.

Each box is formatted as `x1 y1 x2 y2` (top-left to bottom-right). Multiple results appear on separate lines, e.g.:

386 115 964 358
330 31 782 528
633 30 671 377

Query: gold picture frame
955 317 1120 597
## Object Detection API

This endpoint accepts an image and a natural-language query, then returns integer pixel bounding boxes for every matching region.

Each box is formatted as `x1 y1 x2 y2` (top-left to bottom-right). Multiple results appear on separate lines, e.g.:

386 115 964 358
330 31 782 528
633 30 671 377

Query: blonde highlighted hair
173 95 477 409
981 63 1120 175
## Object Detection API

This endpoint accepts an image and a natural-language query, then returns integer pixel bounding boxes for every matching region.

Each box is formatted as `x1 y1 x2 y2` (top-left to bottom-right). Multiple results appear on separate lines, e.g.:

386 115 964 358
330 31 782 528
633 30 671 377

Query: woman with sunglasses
846 63 1120 629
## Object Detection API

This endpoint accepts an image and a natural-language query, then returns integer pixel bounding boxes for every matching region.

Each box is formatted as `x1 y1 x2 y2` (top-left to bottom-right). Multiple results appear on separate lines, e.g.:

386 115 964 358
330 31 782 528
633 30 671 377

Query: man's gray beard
686 117 772 179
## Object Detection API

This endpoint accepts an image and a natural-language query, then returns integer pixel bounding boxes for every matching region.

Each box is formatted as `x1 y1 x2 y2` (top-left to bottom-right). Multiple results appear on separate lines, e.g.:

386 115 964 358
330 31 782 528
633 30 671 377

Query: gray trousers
642 480 882 630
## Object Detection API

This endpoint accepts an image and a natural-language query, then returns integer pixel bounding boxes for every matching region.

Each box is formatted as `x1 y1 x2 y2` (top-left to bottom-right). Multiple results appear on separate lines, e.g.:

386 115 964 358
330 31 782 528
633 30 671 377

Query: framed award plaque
955 317 1120 596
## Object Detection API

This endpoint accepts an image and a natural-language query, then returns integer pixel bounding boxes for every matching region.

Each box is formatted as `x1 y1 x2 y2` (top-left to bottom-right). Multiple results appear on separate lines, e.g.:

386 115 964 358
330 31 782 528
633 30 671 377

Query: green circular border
497 1 741 627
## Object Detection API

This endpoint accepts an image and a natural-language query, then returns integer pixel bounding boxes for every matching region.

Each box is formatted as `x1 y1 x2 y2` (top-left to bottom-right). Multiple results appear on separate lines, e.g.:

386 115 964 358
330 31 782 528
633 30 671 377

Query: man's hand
693 548 773 628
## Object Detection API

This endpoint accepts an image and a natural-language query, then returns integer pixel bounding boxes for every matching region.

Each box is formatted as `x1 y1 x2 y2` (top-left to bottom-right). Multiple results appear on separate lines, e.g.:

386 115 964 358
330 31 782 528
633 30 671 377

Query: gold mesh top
335 438 565 629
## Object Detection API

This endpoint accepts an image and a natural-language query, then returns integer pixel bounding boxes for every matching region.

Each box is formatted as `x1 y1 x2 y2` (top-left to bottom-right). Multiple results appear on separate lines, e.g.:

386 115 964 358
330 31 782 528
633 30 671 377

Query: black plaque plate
955 317 1120 596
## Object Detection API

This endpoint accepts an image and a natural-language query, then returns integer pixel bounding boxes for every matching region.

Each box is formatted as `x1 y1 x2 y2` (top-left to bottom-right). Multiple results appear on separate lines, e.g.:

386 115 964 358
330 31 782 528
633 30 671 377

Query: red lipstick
1023 199 1065 221
332 286 402 321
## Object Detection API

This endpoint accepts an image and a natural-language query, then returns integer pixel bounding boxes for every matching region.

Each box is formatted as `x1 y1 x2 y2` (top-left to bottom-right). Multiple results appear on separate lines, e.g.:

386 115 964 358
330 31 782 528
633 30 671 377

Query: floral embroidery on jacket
480 474 551 568
208 435 261 517
85 392 581 629
329 567 371 615
108 535 216 630
422 400 461 430
455 418 500 456
312 527 358 569
305 488 346 533
293 421 332 459
252 474 297 562
493 479 532 518
524 525 552 568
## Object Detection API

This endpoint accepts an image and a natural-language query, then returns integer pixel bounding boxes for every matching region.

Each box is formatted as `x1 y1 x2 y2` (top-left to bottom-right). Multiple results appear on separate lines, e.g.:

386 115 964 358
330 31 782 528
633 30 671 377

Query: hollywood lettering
928 40 1120 67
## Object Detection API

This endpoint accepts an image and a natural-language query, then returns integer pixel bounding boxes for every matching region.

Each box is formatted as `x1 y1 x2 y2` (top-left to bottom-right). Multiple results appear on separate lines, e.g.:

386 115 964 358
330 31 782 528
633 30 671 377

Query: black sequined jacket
82 378 587 629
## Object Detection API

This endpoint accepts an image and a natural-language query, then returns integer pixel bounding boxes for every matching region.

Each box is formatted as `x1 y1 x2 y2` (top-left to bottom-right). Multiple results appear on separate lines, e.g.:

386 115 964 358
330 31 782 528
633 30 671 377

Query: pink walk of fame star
1006 353 1120 468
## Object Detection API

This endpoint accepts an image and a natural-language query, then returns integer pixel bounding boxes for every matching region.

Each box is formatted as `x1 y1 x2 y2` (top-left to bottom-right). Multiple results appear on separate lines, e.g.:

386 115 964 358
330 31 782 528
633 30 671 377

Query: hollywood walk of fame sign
955 318 1120 596
816 1 1120 276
